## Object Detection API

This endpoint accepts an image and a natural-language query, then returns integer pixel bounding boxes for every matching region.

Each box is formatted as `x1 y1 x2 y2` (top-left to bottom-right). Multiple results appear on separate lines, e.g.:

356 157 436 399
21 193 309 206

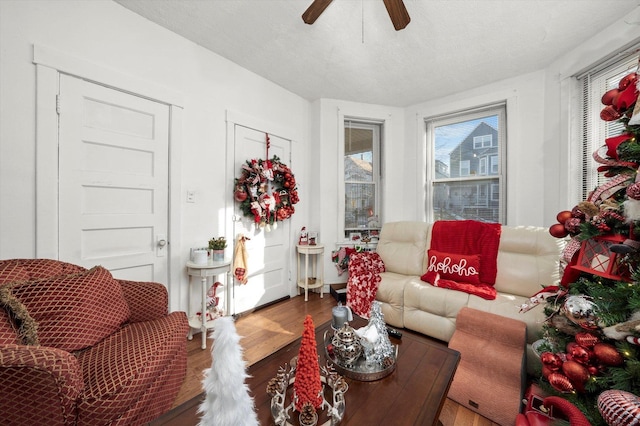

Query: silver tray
323 330 398 381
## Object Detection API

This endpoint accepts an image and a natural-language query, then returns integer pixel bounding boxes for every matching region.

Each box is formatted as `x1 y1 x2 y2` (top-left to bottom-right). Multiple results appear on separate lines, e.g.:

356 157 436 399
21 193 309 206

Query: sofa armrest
118 280 169 322
0 344 83 425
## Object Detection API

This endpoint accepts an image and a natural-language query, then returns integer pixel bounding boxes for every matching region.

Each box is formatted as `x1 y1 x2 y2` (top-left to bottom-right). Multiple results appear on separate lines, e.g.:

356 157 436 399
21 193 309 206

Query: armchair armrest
118 280 168 322
0 344 83 425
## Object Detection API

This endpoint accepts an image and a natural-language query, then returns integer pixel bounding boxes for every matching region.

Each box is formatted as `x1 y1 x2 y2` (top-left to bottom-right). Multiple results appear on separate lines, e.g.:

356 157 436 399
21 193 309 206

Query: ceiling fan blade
382 0 411 30
302 0 334 25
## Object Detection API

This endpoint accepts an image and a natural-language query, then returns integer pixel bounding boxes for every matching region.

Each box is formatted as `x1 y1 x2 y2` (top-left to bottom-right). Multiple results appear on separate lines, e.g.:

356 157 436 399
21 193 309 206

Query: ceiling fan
302 0 411 31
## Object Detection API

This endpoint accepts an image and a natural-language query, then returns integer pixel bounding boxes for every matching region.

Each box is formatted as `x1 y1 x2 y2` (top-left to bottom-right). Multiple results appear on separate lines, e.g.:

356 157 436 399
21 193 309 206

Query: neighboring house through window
426 103 506 223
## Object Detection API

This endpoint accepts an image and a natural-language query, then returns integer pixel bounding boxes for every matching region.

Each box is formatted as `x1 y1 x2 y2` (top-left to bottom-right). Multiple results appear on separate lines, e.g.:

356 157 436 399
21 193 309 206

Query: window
426 103 506 223
578 50 639 201
473 134 493 149
459 160 470 176
479 157 487 175
344 120 382 239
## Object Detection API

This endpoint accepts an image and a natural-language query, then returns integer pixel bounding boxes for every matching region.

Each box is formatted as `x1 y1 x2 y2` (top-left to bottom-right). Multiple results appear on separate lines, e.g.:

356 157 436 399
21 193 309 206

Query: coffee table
149 317 459 426
248 317 460 426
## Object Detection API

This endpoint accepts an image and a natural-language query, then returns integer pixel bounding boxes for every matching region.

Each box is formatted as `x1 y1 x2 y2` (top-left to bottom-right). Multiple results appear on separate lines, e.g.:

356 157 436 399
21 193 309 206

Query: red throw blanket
424 220 502 300
346 252 385 318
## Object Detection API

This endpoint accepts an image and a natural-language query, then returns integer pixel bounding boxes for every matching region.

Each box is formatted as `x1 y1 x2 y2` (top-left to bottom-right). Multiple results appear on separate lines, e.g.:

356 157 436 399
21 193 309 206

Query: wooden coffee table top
248 317 460 426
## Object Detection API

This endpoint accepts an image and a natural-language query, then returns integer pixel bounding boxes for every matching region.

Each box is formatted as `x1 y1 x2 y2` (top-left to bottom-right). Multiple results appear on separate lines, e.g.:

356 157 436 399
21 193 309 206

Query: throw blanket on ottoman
421 220 501 300
346 252 385 318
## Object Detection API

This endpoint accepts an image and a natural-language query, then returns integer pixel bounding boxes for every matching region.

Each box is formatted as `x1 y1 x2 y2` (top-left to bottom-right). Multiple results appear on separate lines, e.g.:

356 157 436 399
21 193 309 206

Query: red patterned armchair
0 259 189 425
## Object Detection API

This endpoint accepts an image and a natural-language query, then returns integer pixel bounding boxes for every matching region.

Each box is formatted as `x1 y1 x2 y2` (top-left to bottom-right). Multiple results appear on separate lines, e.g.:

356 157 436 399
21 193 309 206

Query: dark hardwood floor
165 292 500 426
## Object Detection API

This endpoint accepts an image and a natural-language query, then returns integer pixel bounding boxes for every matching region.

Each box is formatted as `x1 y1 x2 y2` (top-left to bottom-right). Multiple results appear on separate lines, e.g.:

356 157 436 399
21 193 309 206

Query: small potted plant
208 237 227 261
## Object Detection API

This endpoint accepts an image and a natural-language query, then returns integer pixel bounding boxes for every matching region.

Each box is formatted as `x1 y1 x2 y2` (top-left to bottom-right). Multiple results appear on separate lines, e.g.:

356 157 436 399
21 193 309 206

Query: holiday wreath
233 154 299 229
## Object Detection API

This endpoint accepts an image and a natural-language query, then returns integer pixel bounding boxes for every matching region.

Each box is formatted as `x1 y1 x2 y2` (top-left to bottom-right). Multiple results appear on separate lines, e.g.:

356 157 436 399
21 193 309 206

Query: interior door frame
225 110 301 313
33 44 185 312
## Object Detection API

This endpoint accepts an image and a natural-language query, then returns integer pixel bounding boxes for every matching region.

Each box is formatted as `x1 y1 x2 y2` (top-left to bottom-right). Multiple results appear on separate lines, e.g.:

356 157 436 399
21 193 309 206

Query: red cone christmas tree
294 315 323 411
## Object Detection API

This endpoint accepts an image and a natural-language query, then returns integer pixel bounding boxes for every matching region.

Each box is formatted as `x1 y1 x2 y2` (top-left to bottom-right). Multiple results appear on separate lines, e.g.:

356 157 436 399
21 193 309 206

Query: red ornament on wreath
234 185 248 202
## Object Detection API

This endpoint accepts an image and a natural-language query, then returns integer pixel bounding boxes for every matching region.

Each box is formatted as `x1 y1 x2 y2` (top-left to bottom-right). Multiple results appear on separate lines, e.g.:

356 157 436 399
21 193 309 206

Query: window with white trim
343 120 382 240
426 103 506 223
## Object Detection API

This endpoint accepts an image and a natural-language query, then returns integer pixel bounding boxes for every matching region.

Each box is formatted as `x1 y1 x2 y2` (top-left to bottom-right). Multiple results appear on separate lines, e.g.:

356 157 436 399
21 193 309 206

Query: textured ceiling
114 0 640 107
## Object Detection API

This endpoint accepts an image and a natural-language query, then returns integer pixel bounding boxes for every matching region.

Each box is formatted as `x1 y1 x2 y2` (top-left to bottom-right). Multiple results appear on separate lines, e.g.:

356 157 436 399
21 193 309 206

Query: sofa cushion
75 312 188 425
493 226 564 298
0 259 86 285
8 266 130 351
375 271 409 328
0 265 30 286
377 221 430 276
403 278 470 342
425 249 481 285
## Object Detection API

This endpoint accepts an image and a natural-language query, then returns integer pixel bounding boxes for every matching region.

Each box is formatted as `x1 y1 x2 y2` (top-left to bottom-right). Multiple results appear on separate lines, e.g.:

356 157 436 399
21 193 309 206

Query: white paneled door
232 125 291 314
58 74 170 283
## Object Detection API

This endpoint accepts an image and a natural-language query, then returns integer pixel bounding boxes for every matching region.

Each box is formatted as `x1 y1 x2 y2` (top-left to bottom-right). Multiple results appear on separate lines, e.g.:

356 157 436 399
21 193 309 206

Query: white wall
0 0 310 311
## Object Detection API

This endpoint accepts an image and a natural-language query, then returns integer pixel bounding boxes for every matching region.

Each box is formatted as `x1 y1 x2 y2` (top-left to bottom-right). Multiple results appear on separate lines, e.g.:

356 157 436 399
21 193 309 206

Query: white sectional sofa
374 221 565 374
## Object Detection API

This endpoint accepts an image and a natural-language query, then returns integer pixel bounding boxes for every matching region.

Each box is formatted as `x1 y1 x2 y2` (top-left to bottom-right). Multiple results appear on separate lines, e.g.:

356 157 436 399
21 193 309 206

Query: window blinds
579 52 639 201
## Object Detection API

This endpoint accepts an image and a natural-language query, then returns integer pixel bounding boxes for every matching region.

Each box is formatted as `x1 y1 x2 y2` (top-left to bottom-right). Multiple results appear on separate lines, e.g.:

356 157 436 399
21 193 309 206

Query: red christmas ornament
569 344 592 365
548 372 575 393
575 332 600 349
234 185 248 202
556 210 573 224
619 73 638 91
598 389 640 426
549 223 569 238
601 105 623 121
593 342 624 367
562 360 590 392
541 352 563 371
602 88 620 106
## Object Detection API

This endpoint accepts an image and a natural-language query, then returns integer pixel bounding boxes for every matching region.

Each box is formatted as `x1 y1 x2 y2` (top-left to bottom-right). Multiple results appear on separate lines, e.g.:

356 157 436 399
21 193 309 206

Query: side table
296 244 324 301
186 259 231 349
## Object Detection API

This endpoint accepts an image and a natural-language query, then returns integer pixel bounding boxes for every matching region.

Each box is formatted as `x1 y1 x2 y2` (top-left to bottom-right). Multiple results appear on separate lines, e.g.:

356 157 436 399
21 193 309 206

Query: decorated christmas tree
539 68 640 425
293 315 323 412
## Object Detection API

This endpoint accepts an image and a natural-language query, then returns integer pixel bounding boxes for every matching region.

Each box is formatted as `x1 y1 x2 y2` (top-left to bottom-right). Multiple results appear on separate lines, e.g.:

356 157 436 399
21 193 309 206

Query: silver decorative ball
563 295 599 330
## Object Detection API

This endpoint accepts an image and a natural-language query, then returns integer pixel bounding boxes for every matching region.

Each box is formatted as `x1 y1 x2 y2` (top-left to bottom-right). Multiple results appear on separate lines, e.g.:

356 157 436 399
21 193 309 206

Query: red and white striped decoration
598 390 640 426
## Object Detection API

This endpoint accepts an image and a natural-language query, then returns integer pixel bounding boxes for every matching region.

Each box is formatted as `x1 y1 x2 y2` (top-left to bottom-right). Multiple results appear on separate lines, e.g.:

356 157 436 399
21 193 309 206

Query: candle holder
267 357 348 426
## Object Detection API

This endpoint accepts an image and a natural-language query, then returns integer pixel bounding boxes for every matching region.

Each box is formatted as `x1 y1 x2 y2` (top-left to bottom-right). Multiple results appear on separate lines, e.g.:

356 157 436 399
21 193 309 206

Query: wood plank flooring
166 292 500 426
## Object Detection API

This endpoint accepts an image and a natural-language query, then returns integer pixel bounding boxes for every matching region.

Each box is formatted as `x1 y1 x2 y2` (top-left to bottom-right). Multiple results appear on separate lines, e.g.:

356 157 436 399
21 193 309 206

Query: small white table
186 259 231 349
296 244 324 301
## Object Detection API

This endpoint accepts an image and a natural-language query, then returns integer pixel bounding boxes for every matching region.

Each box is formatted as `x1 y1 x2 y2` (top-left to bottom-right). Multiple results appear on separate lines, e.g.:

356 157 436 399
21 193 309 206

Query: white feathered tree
198 316 258 426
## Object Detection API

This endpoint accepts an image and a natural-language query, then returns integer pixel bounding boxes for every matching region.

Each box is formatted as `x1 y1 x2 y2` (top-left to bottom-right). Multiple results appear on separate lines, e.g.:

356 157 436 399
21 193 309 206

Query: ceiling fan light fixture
302 0 334 25
302 0 410 31
382 0 411 30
